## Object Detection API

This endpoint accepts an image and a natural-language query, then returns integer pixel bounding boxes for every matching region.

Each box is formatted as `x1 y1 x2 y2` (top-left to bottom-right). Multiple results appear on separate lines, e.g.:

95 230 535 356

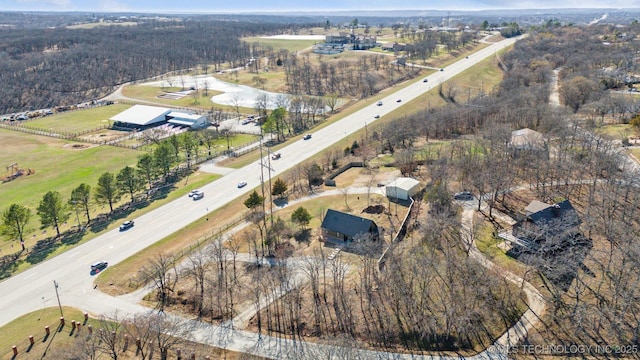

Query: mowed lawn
242 37 319 53
0 129 141 211
0 307 97 360
121 85 223 110
26 103 131 133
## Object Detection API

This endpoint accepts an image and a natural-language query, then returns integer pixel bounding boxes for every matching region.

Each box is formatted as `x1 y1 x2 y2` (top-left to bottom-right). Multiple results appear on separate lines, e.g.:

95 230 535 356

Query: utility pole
266 147 274 227
364 122 368 142
53 280 63 317
258 129 275 228
258 133 267 232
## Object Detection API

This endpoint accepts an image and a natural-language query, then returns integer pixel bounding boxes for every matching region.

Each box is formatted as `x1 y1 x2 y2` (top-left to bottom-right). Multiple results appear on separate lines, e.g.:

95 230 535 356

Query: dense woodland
0 19 292 114
359 24 640 350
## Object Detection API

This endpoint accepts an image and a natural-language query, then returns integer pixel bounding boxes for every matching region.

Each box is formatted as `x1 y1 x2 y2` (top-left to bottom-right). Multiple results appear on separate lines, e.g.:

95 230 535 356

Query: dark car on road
303 134 312 140
90 261 108 274
119 220 134 231
454 191 473 200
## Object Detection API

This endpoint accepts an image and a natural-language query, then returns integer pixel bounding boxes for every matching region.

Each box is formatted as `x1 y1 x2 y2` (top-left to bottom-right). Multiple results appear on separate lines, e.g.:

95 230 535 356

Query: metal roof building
110 105 172 127
110 105 209 129
167 111 209 129
385 177 421 201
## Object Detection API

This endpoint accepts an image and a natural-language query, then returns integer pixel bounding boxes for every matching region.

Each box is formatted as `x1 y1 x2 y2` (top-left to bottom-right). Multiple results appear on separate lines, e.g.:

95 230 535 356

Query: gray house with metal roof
320 209 379 243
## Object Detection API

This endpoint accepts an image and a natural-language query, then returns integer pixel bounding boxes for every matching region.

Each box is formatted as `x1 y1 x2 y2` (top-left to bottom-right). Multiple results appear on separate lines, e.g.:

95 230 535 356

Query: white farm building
385 177 421 201
110 105 209 130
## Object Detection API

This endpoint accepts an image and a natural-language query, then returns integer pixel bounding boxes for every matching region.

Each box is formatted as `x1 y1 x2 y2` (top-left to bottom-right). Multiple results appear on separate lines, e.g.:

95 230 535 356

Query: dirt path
460 203 545 356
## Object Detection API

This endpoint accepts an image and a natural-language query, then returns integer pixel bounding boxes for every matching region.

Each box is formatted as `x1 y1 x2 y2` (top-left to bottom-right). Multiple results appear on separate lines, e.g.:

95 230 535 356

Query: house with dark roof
509 199 581 248
320 209 379 243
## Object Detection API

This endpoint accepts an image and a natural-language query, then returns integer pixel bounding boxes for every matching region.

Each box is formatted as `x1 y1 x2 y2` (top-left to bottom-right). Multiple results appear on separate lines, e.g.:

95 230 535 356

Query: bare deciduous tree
140 253 179 312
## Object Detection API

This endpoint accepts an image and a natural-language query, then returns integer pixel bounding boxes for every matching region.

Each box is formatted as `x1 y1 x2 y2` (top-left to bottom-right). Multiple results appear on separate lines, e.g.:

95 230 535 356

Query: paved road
0 36 521 357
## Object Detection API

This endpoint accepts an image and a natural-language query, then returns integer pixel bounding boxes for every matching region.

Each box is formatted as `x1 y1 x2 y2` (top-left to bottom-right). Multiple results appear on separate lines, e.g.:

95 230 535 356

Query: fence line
377 196 416 271
0 122 111 141
169 211 250 266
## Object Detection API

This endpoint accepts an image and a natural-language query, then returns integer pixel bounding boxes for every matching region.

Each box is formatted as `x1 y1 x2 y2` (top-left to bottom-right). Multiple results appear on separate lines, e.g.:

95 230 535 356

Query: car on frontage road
119 220 134 231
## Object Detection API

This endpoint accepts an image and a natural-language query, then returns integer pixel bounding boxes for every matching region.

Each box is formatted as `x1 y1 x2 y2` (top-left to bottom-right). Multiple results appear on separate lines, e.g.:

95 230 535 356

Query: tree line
280 51 422 99
0 18 291 114
1 133 197 249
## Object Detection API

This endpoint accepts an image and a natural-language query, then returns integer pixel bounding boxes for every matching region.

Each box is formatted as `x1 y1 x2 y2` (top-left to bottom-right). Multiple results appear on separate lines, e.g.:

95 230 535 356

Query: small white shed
385 177 420 201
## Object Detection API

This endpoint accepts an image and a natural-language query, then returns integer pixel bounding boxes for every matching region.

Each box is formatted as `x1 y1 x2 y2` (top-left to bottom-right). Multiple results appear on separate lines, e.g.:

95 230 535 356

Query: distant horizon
3 0 640 14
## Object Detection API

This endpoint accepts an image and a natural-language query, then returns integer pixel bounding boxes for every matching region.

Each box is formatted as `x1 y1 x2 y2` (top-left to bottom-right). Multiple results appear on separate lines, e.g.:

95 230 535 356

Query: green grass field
0 306 262 360
2 163 220 276
26 104 131 133
216 68 290 94
0 129 141 210
0 307 96 360
595 123 632 140
242 37 319 53
629 147 640 160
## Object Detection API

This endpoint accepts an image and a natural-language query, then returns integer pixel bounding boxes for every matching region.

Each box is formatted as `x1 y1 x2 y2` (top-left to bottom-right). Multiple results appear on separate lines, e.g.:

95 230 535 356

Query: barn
385 177 420 201
110 105 209 130
110 105 172 129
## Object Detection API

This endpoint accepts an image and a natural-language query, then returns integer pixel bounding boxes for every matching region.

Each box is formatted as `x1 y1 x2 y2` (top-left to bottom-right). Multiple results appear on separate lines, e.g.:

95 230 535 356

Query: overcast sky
4 0 640 12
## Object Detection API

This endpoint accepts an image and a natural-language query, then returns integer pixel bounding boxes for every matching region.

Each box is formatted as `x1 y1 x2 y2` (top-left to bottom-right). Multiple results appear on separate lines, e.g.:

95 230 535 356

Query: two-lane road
0 36 521 328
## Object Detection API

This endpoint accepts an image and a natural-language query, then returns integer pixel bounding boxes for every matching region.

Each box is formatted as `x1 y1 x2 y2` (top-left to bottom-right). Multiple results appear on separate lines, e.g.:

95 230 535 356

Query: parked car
377 101 383 106
91 261 108 272
440 68 444 71
192 190 204 200
271 152 281 160
454 191 473 200
241 118 252 125
303 134 312 140
119 220 135 231
237 181 247 188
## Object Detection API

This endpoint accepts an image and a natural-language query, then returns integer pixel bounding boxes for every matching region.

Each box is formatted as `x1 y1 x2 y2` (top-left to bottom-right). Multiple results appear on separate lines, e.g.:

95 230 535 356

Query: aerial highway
0 36 520 333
